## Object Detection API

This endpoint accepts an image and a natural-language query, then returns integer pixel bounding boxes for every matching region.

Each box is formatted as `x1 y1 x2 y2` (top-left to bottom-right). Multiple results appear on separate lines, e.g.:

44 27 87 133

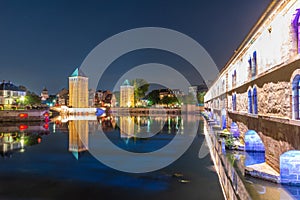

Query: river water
0 114 224 200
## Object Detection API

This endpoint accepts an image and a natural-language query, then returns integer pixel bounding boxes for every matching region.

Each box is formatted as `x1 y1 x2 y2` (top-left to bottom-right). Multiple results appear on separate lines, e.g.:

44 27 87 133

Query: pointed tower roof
122 79 131 86
70 68 87 77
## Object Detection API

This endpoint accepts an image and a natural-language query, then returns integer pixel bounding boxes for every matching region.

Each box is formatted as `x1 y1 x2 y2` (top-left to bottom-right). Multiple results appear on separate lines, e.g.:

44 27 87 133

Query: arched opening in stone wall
248 89 253 114
232 70 237 87
232 93 236 111
244 130 265 166
292 75 300 119
252 51 257 78
253 87 258 114
292 8 300 54
221 108 226 129
280 150 300 185
248 57 252 80
245 130 265 152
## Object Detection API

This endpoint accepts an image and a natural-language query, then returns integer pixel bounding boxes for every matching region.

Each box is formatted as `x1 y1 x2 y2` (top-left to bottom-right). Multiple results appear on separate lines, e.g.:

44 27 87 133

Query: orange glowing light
19 113 28 118
19 124 28 131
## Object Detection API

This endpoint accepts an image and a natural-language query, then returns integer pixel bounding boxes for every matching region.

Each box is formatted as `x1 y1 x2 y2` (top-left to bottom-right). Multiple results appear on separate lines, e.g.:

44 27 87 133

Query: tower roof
70 68 87 77
122 79 131 86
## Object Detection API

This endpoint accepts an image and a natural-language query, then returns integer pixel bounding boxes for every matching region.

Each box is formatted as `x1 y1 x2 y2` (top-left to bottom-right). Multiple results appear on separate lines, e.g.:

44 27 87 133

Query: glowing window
248 89 252 114
292 75 300 119
253 87 258 114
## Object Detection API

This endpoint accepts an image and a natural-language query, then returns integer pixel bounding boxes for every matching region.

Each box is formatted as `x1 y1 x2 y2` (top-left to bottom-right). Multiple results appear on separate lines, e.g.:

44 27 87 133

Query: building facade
205 0 300 182
40 87 49 101
120 80 134 107
68 68 88 108
0 81 26 108
56 88 69 106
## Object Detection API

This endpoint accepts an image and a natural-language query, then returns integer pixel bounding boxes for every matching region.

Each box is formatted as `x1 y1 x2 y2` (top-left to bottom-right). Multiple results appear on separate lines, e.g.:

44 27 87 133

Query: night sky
0 0 271 94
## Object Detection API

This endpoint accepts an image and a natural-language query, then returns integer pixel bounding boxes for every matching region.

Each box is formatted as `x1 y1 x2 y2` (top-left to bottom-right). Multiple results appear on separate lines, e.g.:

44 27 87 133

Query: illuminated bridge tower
68 68 88 108
120 79 134 107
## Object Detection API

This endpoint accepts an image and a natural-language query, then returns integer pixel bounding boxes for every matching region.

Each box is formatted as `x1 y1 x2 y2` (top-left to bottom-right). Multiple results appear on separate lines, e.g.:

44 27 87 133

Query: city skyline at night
0 0 270 94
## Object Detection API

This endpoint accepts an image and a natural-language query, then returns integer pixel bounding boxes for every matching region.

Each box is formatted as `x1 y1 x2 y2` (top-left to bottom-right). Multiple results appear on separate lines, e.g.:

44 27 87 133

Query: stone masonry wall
259 81 290 117
236 92 248 113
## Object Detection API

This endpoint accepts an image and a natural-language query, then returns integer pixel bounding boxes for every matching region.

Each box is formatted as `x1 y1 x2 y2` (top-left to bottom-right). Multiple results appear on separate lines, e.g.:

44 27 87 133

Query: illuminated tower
68 68 88 108
120 79 134 107
40 87 49 101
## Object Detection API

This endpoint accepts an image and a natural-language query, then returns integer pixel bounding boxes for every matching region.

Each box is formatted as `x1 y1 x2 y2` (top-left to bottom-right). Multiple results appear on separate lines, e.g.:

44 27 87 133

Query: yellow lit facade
120 79 134 107
68 68 88 108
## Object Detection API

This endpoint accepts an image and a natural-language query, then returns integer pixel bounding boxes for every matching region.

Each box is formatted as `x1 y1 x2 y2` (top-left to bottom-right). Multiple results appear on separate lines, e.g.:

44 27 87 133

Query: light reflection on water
0 114 223 200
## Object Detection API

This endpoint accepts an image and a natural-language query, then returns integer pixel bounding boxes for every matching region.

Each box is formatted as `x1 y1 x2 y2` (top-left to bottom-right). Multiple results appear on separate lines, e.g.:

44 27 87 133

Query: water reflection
117 115 182 139
68 120 89 159
0 114 225 200
119 116 135 138
52 114 198 159
0 122 50 157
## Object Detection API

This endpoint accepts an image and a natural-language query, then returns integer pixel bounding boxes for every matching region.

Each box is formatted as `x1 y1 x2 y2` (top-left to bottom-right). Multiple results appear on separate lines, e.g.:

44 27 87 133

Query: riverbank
0 109 49 122
110 105 202 115
203 118 251 200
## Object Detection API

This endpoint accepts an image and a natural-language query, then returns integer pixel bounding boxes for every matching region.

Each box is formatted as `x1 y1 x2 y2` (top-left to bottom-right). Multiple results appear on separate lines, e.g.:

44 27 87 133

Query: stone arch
244 130 265 152
244 130 265 166
290 69 300 119
280 150 300 185
221 108 226 129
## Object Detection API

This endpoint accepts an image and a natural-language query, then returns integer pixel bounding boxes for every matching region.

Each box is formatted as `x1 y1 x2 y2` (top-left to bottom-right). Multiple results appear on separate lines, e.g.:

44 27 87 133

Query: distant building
120 79 134 107
0 80 26 108
94 90 104 106
56 88 69 106
102 90 113 107
171 89 184 97
159 89 174 100
111 94 117 107
188 83 208 97
68 68 88 108
41 87 49 101
88 89 96 107
94 90 115 107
